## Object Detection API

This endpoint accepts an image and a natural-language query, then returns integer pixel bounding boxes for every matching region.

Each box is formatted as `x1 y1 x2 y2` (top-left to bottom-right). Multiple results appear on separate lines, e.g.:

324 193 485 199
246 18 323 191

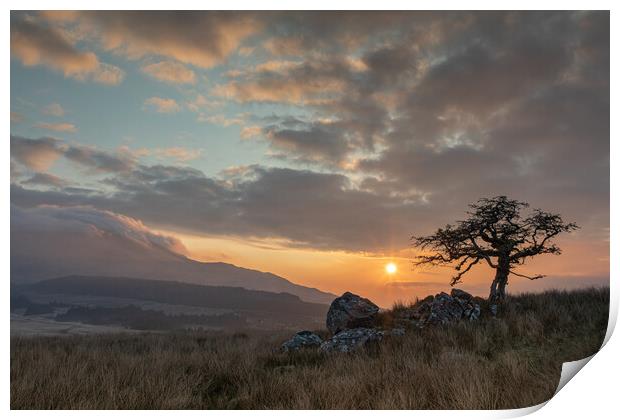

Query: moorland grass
10 287 609 409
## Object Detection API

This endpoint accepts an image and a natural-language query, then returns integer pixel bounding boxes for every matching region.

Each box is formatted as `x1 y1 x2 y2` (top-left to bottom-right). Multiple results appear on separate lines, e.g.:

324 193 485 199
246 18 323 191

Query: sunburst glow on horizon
385 262 397 275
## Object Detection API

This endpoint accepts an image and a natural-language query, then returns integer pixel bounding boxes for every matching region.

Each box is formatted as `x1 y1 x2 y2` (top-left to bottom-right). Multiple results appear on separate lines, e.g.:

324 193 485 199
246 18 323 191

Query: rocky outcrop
326 292 380 334
396 288 481 326
279 288 486 354
281 331 323 352
319 327 384 353
450 288 473 301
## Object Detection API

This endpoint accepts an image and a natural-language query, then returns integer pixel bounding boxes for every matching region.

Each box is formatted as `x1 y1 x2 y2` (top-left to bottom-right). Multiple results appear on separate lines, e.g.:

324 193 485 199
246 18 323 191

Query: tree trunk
489 255 510 304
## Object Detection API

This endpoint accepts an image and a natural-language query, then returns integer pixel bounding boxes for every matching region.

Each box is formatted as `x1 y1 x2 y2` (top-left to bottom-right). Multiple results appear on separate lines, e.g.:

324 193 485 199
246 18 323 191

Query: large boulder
319 328 384 353
281 331 323 352
326 292 380 334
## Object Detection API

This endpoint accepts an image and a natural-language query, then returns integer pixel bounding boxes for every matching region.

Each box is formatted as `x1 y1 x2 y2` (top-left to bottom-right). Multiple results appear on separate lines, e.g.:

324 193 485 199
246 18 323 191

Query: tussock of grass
11 287 609 409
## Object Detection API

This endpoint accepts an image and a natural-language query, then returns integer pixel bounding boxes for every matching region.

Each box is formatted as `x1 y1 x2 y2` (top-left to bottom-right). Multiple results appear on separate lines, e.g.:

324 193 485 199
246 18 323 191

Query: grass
11 287 609 409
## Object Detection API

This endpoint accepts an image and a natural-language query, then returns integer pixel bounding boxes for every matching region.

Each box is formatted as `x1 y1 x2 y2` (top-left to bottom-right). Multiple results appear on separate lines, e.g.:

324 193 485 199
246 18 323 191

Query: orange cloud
11 18 124 85
10 136 63 171
156 147 202 162
142 61 196 84
11 19 98 76
35 122 77 133
212 59 354 104
240 126 263 140
213 79 343 104
42 11 261 68
89 63 125 85
203 114 244 126
118 145 201 162
143 97 181 114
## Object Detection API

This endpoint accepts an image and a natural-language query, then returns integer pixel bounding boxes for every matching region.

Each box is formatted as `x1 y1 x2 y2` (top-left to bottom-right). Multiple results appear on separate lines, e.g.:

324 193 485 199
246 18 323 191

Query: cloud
143 97 181 113
185 94 222 122
11 205 187 255
11 165 424 252
213 58 352 104
153 147 202 162
11 135 136 173
142 60 196 84
240 126 262 140
11 136 62 171
263 123 351 165
41 11 260 68
23 172 69 188
11 111 24 123
11 17 124 85
89 62 125 85
11 18 98 76
63 144 135 173
43 103 65 117
9 11 609 261
203 114 244 126
35 122 77 133
260 12 421 57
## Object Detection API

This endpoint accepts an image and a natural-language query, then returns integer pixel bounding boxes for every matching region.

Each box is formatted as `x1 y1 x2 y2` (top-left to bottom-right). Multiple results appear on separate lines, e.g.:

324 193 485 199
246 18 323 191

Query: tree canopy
412 196 578 302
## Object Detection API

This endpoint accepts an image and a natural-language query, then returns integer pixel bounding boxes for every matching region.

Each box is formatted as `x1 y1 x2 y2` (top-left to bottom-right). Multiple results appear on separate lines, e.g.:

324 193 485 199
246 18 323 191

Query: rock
399 288 482 327
320 328 384 353
426 292 464 325
450 288 480 321
489 303 498 317
281 330 323 352
463 303 481 321
450 288 473 301
326 292 380 334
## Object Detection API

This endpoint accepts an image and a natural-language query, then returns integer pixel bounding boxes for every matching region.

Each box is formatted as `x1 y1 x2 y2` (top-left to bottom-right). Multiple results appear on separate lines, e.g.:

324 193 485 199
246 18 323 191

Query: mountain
12 275 329 330
11 206 336 304
22 275 329 317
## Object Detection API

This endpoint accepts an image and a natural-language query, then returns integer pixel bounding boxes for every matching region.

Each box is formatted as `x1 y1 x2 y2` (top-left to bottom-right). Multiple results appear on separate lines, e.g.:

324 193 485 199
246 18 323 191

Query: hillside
11 287 609 409
21 275 328 316
11 213 336 304
12 275 329 331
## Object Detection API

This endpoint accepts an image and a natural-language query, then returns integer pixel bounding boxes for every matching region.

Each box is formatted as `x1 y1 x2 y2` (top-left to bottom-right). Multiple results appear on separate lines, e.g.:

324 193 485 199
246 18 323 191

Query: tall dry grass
11 287 609 409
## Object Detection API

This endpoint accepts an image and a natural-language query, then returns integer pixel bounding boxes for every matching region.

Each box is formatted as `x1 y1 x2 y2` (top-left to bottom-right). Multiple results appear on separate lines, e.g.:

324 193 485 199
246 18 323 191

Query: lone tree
412 196 578 304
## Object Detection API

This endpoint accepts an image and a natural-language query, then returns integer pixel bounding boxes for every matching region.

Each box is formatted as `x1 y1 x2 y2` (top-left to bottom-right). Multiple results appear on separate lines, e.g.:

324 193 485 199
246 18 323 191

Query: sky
10 11 609 306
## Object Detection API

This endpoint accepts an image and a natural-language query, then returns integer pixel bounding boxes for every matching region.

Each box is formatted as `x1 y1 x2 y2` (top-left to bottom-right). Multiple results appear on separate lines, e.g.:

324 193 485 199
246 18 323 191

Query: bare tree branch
508 270 545 280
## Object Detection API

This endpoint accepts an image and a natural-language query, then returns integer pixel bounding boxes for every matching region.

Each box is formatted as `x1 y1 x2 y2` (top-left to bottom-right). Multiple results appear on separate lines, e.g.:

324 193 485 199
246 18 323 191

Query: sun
385 262 397 274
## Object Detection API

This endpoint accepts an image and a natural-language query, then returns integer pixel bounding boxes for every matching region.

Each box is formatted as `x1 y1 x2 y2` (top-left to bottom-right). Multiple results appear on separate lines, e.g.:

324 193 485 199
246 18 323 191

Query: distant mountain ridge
22 275 329 317
11 230 336 304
